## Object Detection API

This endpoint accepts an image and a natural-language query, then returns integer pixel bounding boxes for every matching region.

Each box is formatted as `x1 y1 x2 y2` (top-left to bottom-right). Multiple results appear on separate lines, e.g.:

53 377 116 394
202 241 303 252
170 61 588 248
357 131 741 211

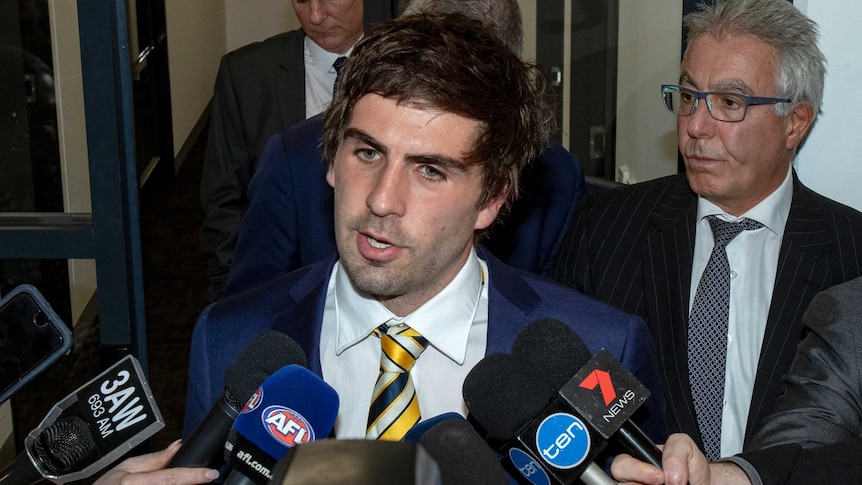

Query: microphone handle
581 462 619 485
0 452 43 485
169 396 239 468
224 469 259 485
616 420 662 468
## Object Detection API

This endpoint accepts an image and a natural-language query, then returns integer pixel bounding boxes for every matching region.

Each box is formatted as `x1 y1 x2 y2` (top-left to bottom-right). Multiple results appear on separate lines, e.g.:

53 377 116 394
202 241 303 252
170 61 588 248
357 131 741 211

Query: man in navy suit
185 12 665 468
551 0 862 461
199 0 364 301
221 0 584 298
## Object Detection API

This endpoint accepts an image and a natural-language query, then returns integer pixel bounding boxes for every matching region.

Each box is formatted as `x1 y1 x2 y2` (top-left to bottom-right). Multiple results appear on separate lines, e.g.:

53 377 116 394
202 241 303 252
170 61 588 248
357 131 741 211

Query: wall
615 0 681 184
164 0 226 158
794 0 862 211
225 0 300 53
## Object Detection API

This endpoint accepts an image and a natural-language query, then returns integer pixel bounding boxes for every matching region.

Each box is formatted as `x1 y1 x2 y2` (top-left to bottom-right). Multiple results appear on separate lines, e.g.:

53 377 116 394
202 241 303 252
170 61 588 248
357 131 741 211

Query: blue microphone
223 365 339 485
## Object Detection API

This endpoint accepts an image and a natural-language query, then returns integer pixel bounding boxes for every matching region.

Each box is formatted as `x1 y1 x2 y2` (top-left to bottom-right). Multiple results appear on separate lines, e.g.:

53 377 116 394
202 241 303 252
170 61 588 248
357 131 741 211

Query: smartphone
0 284 73 405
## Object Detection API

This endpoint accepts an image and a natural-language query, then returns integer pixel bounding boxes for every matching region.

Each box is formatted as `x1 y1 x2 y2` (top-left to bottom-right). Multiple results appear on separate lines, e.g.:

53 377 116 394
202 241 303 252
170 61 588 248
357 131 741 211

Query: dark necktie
366 323 427 441
688 216 763 460
332 56 347 93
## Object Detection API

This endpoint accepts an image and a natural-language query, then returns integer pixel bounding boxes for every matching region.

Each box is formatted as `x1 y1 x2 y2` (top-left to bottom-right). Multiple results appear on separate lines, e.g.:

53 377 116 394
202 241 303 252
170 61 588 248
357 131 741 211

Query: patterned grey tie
688 216 763 461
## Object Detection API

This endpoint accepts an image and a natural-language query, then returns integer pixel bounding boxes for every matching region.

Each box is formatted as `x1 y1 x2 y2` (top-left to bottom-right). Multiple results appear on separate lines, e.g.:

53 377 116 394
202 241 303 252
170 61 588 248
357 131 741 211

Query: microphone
170 330 307 468
223 365 339 484
0 417 95 485
463 352 614 485
267 440 441 485
401 412 464 443
1 355 164 484
514 319 662 468
417 416 509 485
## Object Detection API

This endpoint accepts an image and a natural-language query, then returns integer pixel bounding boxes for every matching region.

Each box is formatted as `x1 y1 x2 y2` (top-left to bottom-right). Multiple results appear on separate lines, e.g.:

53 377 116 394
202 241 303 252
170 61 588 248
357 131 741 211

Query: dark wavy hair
322 12 553 212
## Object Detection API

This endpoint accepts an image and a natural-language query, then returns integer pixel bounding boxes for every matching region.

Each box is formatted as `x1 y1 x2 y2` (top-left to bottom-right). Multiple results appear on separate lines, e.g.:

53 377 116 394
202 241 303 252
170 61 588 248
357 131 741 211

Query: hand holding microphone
171 330 308 468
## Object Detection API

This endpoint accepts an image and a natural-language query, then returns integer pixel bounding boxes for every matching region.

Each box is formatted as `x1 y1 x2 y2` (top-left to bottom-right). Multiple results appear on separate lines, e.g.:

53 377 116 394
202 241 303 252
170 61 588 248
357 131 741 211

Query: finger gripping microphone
170 330 308 468
223 364 339 484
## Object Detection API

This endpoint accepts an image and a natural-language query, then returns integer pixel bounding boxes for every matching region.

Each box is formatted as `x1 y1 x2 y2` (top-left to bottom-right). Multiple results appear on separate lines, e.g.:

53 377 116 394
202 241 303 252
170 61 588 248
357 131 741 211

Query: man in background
551 0 862 461
200 0 363 301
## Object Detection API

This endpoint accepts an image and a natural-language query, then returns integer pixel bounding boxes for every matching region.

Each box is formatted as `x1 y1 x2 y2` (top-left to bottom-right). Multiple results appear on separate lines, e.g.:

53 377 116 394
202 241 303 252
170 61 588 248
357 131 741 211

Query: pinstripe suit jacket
550 172 862 450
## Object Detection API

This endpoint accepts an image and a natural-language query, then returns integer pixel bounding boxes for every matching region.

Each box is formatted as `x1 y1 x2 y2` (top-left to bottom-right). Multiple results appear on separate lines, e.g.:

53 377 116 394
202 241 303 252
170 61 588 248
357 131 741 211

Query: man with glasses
551 0 862 460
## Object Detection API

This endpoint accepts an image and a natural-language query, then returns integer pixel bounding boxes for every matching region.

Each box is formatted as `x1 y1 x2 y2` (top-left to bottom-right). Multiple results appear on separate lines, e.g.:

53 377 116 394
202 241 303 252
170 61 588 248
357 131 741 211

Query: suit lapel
276 31 306 131
643 176 700 442
270 257 333 376
745 177 834 442
481 247 542 355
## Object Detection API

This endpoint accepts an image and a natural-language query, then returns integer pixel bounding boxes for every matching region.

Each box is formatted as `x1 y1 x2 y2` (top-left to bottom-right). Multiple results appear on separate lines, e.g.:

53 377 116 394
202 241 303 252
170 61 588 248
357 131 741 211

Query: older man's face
291 0 363 54
678 34 813 215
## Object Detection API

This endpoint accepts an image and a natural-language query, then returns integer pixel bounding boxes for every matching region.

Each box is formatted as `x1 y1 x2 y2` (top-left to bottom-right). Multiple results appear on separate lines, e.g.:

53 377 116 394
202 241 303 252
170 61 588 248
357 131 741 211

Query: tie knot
333 56 348 74
375 324 427 373
707 216 763 249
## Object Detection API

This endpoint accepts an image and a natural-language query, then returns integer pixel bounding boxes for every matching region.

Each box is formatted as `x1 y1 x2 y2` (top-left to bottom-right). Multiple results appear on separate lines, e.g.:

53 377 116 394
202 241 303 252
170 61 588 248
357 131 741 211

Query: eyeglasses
661 84 791 122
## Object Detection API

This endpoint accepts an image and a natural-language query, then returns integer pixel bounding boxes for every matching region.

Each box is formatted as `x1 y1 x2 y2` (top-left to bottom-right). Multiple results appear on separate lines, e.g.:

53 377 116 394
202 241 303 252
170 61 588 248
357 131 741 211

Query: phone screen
0 286 72 403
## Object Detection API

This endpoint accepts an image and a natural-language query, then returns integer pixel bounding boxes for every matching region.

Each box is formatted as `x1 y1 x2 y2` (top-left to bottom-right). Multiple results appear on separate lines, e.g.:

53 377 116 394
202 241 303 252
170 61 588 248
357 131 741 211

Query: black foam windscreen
462 353 554 444
33 416 95 474
418 418 508 485
222 330 308 407
511 317 592 393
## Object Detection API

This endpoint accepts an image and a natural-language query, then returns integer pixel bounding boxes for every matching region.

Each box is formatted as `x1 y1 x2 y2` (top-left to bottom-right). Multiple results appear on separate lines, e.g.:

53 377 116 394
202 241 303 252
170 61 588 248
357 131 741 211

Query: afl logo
535 413 590 469
241 387 263 413
261 405 314 447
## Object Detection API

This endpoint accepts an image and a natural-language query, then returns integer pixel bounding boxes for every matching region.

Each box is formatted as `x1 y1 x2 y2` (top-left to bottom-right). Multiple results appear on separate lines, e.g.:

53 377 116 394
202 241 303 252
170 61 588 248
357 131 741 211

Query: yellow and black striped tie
366 323 427 441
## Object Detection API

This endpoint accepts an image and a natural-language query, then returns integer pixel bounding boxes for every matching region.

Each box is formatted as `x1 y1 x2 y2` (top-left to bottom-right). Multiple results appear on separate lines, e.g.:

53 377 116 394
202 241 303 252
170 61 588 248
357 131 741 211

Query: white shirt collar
331 248 485 365
304 35 358 76
696 165 793 236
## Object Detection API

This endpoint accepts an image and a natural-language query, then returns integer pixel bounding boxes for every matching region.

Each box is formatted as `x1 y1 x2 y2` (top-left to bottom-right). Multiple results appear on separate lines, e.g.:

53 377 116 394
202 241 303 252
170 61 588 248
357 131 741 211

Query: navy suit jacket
185 248 667 449
222 115 585 297
551 173 862 451
200 29 307 301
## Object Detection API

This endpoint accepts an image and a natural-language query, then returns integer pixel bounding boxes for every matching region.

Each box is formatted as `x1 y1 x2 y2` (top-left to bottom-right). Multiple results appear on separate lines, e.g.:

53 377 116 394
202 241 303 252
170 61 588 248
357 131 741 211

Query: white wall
615 0 681 184
164 0 226 158
794 0 862 211
225 0 300 53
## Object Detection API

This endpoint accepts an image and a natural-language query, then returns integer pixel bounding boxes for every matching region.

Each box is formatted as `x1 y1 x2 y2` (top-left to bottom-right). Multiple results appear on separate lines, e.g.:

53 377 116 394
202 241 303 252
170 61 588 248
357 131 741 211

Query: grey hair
684 0 826 119
404 0 523 56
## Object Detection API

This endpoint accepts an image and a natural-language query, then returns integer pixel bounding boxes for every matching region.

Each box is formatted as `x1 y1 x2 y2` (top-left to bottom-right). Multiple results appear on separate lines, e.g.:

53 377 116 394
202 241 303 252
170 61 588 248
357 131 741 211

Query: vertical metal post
77 0 149 373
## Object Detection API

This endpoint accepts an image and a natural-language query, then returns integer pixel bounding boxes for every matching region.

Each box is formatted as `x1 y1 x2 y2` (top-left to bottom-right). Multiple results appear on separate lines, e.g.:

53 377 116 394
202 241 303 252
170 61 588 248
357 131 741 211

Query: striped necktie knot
366 324 427 441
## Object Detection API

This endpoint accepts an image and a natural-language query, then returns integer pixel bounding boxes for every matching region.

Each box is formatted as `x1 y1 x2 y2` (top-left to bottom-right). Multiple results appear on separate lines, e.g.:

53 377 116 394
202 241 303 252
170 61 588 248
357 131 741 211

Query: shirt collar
332 248 485 364
695 165 793 236
304 35 359 76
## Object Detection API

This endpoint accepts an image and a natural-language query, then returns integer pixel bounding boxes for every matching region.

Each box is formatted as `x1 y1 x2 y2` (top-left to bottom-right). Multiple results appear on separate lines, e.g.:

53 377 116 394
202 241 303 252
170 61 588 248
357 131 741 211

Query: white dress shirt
690 167 793 457
303 37 355 119
320 248 489 438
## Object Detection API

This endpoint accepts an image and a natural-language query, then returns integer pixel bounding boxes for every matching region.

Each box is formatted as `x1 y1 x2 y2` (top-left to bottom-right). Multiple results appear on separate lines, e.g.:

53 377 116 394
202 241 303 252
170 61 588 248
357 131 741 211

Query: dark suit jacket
550 173 862 451
749 276 862 449
199 29 307 301
222 115 585 297
734 439 862 485
185 247 667 448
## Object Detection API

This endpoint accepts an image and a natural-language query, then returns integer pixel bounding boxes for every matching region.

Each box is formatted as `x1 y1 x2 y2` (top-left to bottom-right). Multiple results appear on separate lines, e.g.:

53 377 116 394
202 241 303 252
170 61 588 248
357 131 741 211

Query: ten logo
261 405 314 447
535 413 590 469
509 448 551 485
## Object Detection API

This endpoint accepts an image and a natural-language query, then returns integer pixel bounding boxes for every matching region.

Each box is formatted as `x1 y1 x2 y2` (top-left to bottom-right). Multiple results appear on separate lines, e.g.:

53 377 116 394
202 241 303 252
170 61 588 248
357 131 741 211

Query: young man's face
327 94 503 316
678 34 813 216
